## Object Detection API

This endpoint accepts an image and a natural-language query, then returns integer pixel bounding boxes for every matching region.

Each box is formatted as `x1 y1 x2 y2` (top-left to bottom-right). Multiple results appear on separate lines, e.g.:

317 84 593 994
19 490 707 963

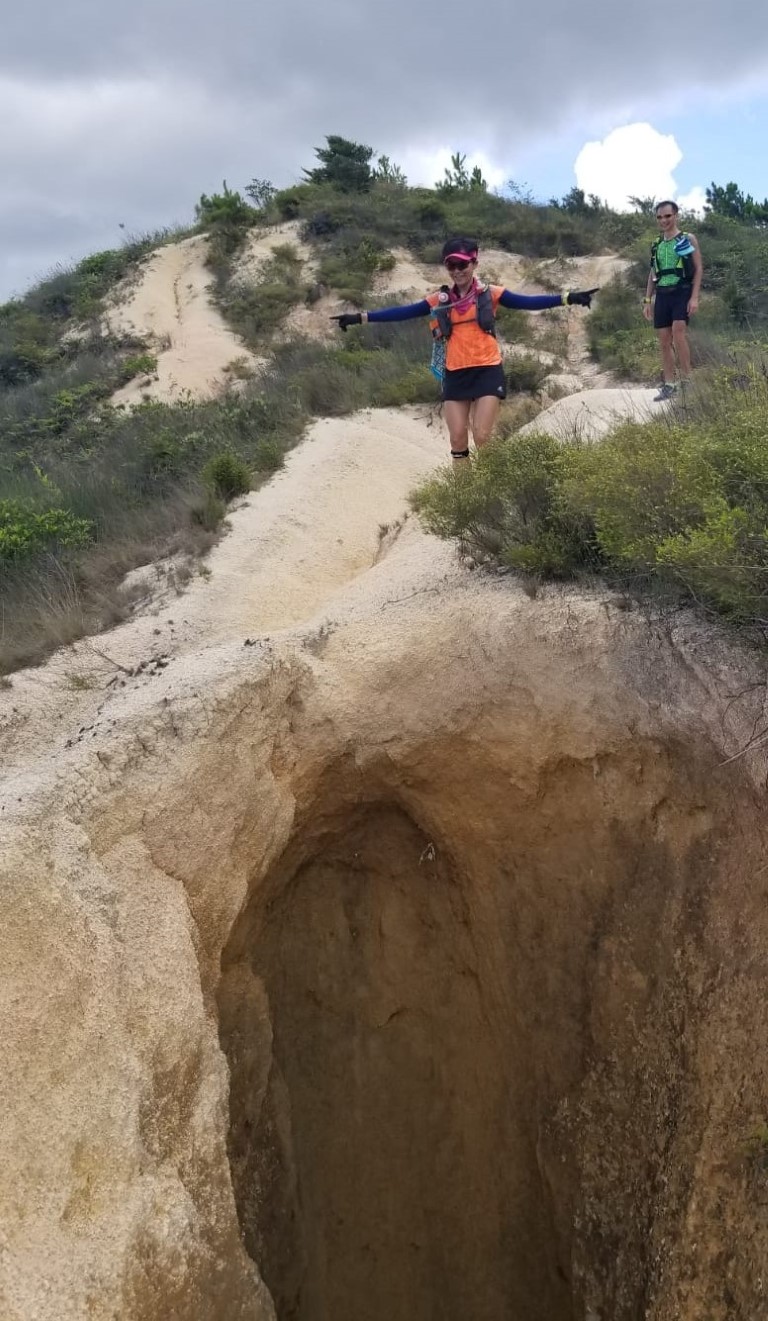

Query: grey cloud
5 0 768 106
3 0 768 297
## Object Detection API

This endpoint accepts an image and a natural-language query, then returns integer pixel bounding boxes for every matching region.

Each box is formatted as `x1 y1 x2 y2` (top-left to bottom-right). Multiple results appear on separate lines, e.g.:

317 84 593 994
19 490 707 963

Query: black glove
330 313 363 333
567 288 599 308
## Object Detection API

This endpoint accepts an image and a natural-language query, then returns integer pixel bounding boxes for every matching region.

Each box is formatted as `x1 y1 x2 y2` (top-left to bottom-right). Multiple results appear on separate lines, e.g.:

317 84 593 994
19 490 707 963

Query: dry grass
0 496 220 674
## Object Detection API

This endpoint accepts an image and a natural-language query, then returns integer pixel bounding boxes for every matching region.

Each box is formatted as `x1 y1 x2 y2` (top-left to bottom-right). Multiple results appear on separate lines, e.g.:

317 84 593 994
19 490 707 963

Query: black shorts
442 363 507 402
654 285 691 329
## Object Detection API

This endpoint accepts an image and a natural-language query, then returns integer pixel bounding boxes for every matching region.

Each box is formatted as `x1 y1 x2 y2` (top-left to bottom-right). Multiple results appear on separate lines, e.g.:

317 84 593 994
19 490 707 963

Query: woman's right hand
642 300 653 322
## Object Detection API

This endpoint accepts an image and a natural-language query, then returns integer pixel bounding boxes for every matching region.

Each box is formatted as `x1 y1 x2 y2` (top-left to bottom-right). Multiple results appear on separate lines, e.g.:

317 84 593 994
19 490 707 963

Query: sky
2 0 768 300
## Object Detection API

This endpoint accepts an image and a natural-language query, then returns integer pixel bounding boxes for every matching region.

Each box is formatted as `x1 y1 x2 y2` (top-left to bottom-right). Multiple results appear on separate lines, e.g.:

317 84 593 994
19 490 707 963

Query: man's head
655 201 679 235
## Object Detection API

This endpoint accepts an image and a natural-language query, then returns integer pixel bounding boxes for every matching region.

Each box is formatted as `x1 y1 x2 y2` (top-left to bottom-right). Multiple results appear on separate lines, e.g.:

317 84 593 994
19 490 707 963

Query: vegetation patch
214 244 310 346
202 452 252 501
6 139 768 669
412 365 768 628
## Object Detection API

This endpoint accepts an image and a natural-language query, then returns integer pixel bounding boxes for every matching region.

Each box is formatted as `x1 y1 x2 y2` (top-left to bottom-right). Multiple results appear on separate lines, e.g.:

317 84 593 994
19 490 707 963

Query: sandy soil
106 234 263 405
1 235 649 781
0 408 442 778
104 224 635 408
522 386 660 439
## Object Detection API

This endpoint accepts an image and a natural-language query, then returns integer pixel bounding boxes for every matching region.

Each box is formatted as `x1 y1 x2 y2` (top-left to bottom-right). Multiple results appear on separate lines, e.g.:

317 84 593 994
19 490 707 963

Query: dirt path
560 254 632 387
106 234 263 404
2 238 648 780
0 409 441 777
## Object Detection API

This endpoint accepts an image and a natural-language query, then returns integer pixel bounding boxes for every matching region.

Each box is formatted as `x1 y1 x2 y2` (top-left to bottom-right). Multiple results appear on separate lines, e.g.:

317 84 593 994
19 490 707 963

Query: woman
332 236 598 461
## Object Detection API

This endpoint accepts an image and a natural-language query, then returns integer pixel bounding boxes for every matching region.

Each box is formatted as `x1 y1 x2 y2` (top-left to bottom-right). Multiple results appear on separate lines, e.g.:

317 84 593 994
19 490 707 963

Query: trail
6 230 768 1321
106 234 264 404
2 233 654 779
0 409 441 776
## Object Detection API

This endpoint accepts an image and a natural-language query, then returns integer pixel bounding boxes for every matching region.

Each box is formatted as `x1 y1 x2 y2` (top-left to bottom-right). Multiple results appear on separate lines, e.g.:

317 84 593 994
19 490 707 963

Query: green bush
253 437 285 473
120 352 158 382
0 308 59 386
504 354 550 394
370 366 438 407
23 238 163 323
190 488 227 530
196 183 254 230
411 431 596 575
316 236 393 304
495 307 533 345
140 430 184 482
274 186 315 220
0 500 93 566
587 277 659 381
202 451 251 500
412 366 768 622
213 245 308 345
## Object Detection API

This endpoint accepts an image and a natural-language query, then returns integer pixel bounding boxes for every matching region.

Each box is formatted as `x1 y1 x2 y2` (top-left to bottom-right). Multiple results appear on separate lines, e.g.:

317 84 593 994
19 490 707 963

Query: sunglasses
445 258 472 271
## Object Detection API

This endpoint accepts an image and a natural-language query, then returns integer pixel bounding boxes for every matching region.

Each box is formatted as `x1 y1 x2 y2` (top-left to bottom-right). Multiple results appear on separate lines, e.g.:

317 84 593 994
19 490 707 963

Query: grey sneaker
653 381 677 402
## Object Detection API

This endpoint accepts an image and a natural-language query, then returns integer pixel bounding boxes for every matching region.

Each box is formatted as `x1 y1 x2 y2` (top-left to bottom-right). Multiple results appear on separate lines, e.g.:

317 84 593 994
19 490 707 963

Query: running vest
651 234 696 288
429 284 497 340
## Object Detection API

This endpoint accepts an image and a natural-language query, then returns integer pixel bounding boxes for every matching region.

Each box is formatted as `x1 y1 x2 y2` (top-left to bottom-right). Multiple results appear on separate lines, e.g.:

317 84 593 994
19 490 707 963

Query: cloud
3 0 768 295
398 146 507 192
0 73 289 295
574 123 704 212
677 186 708 216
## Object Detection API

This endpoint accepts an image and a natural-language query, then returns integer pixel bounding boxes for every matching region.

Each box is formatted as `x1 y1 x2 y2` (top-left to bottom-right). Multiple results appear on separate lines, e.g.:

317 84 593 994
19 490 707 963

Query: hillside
3 171 768 1321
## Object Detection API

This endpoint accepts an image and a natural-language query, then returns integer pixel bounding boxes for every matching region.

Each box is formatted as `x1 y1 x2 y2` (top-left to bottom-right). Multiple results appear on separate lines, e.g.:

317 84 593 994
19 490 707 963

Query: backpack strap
430 282 497 339
431 286 453 340
476 285 496 336
652 234 695 286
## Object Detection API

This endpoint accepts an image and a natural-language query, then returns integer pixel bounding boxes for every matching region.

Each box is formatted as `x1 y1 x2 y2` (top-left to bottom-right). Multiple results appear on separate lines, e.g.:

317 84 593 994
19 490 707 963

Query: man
643 200 703 402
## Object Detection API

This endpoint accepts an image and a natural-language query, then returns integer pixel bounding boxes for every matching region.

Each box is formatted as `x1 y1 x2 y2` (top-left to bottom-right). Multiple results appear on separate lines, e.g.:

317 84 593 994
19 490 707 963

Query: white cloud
398 145 507 192
574 123 704 212
677 185 707 215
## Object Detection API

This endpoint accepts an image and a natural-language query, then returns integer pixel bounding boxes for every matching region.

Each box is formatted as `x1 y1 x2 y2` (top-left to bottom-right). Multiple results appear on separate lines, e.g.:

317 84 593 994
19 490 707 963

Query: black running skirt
442 363 507 402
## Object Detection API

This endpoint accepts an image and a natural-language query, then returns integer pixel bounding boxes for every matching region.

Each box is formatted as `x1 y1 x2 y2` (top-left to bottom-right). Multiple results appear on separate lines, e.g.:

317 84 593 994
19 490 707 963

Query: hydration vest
651 233 696 287
429 283 497 341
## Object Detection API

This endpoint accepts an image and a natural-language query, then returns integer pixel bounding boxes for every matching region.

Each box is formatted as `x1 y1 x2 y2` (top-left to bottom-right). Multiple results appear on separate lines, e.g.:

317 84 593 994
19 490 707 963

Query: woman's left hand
567 288 600 307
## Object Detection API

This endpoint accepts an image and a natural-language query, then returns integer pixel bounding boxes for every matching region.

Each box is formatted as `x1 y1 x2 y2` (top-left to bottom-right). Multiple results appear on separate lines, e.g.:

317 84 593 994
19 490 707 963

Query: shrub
504 354 550 394
316 236 393 304
0 500 93 566
190 488 227 530
411 432 596 575
202 451 251 500
196 183 254 229
273 185 316 219
412 366 768 623
253 437 285 473
370 366 438 407
245 178 277 211
120 352 158 382
140 430 184 482
495 307 533 345
587 277 659 381
213 245 308 345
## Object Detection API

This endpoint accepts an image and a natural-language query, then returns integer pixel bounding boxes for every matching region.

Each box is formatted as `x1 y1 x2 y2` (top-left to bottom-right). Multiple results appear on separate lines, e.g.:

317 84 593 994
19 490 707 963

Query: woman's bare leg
470 395 501 448
444 400 473 464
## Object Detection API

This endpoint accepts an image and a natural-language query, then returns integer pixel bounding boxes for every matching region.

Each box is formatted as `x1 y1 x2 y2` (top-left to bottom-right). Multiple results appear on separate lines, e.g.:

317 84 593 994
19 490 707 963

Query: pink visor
444 251 477 263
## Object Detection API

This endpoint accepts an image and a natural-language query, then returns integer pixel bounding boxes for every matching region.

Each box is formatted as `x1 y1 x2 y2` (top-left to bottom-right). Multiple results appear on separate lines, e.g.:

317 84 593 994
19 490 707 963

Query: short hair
441 236 479 261
655 200 679 214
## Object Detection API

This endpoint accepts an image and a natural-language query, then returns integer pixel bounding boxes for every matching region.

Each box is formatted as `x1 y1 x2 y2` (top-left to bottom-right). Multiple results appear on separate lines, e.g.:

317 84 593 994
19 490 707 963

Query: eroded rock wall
2 582 768 1319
